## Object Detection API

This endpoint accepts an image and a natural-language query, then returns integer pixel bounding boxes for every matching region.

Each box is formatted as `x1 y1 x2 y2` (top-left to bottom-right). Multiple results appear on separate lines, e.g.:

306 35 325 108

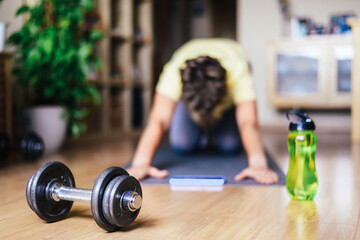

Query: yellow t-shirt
156 38 256 118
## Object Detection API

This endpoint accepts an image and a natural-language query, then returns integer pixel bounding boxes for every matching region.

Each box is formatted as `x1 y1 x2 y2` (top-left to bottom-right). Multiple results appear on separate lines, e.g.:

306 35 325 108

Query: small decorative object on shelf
290 13 356 38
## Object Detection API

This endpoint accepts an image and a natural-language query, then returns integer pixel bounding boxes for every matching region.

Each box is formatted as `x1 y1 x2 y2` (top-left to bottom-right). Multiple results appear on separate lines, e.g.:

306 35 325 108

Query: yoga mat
127 143 286 185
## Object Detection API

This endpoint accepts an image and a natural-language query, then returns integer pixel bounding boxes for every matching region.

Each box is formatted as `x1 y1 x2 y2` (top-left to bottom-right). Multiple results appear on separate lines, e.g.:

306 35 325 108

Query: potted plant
7 0 103 154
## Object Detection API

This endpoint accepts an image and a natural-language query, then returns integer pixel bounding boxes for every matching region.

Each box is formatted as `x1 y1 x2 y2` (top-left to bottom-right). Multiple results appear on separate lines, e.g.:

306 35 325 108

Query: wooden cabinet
92 0 153 135
267 35 353 109
0 53 12 138
348 19 360 142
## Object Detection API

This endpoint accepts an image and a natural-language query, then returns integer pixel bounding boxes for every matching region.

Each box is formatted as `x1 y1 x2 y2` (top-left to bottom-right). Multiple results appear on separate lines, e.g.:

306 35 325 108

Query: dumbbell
26 161 142 232
21 132 45 161
0 131 44 162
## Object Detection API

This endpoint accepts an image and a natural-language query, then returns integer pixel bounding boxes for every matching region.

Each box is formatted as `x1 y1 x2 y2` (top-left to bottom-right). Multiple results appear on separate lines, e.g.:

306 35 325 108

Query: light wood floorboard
0 131 359 239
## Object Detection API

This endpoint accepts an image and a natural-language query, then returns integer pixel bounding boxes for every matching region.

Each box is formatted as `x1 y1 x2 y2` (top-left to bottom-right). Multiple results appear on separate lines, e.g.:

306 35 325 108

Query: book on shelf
131 86 143 128
110 87 123 130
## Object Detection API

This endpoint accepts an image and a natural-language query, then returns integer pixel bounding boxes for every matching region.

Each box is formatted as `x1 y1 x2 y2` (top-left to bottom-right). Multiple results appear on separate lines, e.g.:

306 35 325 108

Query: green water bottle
286 110 318 201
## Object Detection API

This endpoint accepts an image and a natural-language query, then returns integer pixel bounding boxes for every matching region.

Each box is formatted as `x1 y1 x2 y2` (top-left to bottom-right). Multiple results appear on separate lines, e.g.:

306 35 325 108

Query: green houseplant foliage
7 0 103 137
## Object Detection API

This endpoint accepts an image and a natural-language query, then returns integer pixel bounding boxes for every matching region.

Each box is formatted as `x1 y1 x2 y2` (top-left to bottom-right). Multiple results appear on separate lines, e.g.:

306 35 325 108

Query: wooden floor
0 131 359 239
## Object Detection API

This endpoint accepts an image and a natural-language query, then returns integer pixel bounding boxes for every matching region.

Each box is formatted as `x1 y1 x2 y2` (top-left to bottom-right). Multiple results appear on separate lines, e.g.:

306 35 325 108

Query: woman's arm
127 93 176 180
234 100 279 184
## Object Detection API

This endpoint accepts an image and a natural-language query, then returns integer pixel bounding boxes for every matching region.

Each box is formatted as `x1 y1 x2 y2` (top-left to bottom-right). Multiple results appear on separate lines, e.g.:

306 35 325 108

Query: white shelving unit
267 35 353 109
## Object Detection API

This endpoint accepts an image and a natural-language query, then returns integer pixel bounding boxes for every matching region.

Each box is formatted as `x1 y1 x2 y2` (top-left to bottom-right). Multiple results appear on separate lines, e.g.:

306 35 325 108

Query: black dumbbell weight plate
91 167 129 232
26 161 75 222
21 132 45 161
102 175 142 228
26 173 35 211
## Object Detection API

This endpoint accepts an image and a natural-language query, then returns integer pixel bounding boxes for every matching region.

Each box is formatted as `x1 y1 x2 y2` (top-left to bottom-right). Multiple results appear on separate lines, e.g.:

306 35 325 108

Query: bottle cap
286 110 315 131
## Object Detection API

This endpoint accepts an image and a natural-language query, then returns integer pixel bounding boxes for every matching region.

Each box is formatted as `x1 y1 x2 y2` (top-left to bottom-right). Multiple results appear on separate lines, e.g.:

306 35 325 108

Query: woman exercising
127 38 279 184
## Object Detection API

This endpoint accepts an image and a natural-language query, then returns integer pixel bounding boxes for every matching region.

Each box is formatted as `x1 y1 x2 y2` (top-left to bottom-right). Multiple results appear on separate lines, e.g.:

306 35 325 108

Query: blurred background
0 0 360 159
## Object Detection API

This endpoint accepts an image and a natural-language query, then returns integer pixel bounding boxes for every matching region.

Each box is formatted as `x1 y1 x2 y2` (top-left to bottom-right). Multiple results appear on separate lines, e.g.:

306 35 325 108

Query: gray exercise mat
127 143 286 185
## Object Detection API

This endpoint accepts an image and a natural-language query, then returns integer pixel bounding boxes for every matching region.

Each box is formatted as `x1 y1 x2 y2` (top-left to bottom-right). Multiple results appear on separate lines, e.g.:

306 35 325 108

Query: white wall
0 0 24 48
238 0 360 132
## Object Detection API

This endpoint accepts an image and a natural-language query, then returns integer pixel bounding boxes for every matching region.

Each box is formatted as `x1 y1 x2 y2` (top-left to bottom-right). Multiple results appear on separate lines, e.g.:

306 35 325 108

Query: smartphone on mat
169 175 226 186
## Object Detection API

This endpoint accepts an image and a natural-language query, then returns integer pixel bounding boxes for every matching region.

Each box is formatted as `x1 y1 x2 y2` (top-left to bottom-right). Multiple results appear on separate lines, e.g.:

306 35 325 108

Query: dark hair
180 56 227 128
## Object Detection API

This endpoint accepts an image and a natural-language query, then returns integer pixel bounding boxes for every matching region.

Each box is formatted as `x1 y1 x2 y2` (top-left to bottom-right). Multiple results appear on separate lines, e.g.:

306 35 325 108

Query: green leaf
88 86 100 104
28 23 40 36
44 87 55 98
16 5 31 16
58 18 71 28
70 122 81 137
29 76 38 86
89 30 104 41
70 119 87 137
93 57 102 70
7 32 23 45
38 30 55 56
80 0 94 11
27 48 41 68
78 42 92 59
72 109 87 119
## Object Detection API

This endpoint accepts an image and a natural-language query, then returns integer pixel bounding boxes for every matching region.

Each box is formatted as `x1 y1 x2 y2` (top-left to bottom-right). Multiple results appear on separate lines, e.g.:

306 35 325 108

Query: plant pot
23 106 68 155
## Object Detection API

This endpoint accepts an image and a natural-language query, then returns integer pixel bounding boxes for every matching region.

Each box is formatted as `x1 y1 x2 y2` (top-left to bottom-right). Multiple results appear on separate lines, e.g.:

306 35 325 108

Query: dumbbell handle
51 184 92 202
50 183 142 211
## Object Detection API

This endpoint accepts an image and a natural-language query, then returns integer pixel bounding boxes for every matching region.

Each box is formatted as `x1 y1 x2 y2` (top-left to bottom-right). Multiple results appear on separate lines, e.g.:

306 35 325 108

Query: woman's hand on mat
127 164 169 180
234 167 279 184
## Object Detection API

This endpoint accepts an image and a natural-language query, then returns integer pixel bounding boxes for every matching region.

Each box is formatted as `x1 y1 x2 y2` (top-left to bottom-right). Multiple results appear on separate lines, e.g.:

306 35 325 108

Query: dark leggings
169 102 242 154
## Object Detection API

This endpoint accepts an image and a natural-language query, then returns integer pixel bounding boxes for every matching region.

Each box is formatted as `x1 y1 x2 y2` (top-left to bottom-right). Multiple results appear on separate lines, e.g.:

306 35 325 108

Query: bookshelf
0 53 12 138
92 0 153 135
